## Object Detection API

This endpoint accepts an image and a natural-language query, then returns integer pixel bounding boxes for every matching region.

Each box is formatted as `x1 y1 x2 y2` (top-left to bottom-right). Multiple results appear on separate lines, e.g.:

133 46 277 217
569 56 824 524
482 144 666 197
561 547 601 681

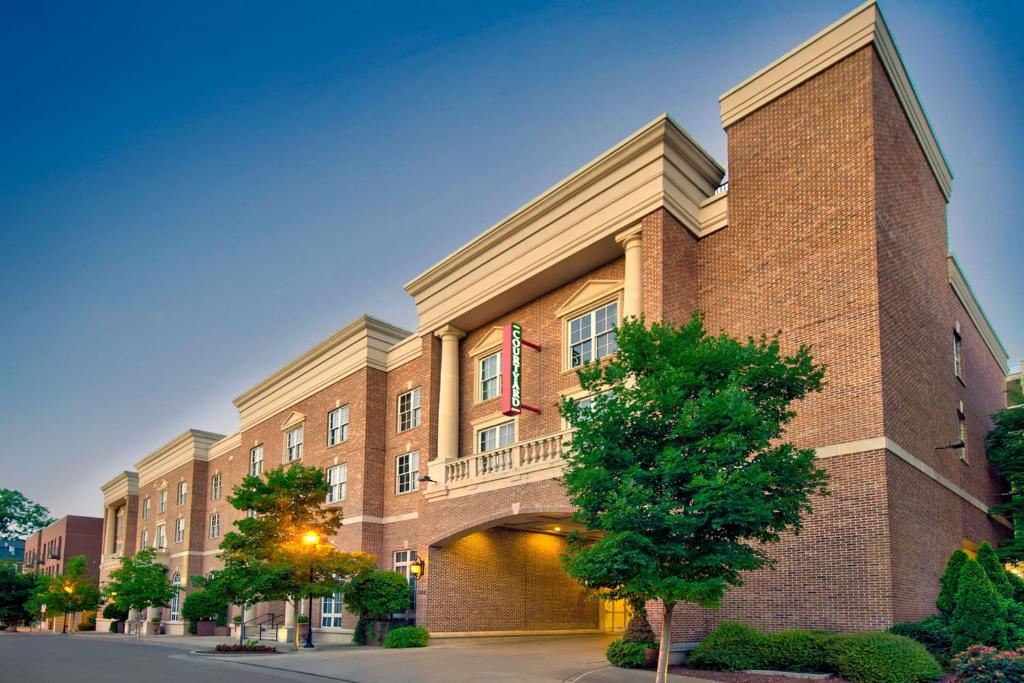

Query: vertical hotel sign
501 323 542 417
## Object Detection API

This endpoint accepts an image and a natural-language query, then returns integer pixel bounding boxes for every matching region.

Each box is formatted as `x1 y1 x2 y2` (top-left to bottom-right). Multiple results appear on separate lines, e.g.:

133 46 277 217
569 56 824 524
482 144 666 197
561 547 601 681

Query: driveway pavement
8 630 704 682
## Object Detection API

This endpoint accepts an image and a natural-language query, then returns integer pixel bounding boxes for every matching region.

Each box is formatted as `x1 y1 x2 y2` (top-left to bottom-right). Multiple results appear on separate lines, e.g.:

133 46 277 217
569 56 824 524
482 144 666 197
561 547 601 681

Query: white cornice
135 429 225 486
384 334 422 371
208 432 241 460
233 315 411 431
948 254 1009 374
101 471 139 504
719 0 952 200
403 115 725 335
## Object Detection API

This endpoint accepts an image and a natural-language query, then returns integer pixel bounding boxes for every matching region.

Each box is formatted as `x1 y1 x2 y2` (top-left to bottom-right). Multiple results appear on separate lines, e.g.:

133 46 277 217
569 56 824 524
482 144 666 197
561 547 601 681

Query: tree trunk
292 599 300 650
654 601 674 683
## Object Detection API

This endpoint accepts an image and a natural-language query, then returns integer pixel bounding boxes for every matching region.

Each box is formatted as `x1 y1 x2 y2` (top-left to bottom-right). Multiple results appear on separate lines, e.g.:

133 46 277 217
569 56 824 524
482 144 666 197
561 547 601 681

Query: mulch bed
669 668 846 683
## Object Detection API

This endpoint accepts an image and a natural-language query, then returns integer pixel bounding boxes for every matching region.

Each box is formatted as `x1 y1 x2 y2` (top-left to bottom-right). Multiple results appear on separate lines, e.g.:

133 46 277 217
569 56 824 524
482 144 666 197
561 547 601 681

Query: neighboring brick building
94 1 1011 644
23 515 103 631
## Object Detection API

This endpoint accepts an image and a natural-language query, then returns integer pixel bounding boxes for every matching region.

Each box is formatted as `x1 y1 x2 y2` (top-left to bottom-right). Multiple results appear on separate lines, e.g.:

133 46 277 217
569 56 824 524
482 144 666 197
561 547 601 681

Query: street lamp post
62 583 74 634
302 531 318 649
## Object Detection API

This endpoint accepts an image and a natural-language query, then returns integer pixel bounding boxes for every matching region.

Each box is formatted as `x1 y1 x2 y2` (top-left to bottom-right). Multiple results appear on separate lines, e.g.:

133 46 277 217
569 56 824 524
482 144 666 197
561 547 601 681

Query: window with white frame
397 388 421 432
142 497 151 519
209 512 220 539
155 524 166 549
286 425 304 461
479 352 501 401
326 464 347 503
250 445 264 476
321 592 343 628
174 517 185 543
569 301 618 368
958 404 968 461
477 421 515 453
396 452 420 494
140 529 149 549
328 406 349 446
211 474 222 500
170 572 181 620
158 490 167 513
953 329 964 379
393 550 418 614
177 481 187 506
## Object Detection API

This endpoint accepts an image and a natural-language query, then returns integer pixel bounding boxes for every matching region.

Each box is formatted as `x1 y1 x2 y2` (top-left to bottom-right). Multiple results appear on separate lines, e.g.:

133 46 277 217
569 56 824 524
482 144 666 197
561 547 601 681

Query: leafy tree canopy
103 547 174 612
0 561 41 625
0 489 53 538
986 407 1024 561
30 555 101 618
343 570 410 619
559 315 828 682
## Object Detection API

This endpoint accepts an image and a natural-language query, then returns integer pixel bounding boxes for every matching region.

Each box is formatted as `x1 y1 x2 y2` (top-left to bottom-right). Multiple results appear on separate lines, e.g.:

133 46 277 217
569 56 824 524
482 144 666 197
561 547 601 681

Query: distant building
0 538 25 571
23 515 103 581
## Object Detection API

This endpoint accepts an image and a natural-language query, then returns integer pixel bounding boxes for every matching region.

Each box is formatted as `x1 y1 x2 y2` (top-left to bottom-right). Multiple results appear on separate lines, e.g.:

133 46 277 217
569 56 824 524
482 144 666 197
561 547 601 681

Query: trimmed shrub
343 570 411 619
102 602 129 622
624 612 657 644
297 615 309 623
353 615 369 646
1008 571 1024 603
78 612 96 631
214 643 277 653
952 644 1024 681
1007 601 1024 648
937 550 968 615
977 542 1014 599
606 638 654 669
688 622 769 670
833 632 942 683
889 615 952 669
383 626 429 648
951 559 1009 653
764 630 837 672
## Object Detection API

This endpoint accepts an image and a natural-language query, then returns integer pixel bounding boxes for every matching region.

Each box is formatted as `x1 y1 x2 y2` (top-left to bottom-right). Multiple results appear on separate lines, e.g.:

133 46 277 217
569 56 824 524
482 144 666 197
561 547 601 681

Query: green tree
0 562 40 627
560 315 828 683
181 587 227 623
937 549 968 615
987 407 1024 562
950 559 1008 654
103 547 174 615
219 464 374 646
976 541 1014 598
343 570 411 646
31 555 101 631
0 490 53 538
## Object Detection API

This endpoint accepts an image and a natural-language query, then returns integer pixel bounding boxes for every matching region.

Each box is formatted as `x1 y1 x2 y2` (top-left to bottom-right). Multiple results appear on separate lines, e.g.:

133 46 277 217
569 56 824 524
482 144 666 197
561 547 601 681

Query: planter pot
643 648 659 668
114 621 126 634
144 621 161 635
196 620 216 636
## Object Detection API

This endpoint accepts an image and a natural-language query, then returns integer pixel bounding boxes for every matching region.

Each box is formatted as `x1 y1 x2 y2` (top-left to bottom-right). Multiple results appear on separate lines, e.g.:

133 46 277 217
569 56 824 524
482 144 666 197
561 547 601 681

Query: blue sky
2 0 1021 519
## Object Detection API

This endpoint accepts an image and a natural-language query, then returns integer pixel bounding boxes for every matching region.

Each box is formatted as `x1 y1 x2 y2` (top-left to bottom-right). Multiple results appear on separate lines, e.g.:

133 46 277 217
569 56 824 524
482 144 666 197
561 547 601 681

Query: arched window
170 572 182 621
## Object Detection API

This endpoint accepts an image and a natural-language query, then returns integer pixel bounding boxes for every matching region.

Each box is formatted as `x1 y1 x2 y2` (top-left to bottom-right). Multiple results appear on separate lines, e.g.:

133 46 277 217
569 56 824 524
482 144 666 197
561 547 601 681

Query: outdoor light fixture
409 558 425 580
935 440 966 451
302 531 319 546
552 527 562 532
300 530 319 649
418 475 436 484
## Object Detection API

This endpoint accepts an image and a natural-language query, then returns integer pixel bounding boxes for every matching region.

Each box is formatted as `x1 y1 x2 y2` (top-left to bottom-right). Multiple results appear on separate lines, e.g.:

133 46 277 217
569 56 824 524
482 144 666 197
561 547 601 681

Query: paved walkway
68 631 703 682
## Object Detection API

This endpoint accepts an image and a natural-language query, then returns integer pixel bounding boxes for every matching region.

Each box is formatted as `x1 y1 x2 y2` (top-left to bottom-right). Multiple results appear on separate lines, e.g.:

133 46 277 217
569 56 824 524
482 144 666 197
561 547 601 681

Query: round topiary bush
383 626 429 648
889 615 952 669
688 621 769 671
764 630 837 672
833 632 942 683
606 638 653 668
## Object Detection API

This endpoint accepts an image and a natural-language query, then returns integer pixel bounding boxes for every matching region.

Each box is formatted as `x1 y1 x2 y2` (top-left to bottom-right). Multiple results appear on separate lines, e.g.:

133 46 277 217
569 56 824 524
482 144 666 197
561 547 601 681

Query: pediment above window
468 327 504 357
280 411 306 431
555 280 624 320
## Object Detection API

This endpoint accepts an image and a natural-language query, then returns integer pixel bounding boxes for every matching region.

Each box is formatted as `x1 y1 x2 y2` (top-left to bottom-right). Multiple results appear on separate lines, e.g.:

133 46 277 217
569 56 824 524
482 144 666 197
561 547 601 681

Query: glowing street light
301 531 319 649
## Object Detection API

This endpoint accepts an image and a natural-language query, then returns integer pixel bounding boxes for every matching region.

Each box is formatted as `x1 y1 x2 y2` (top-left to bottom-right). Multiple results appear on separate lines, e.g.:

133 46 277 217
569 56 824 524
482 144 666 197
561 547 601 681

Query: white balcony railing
444 429 573 487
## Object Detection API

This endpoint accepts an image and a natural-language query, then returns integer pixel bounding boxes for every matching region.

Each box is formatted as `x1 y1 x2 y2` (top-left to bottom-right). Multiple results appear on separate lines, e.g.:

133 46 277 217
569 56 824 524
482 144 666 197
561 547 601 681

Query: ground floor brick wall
423 526 598 634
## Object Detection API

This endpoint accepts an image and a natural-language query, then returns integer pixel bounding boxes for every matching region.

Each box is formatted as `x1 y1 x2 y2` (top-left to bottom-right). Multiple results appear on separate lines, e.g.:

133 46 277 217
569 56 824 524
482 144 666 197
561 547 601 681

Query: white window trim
174 517 185 544
395 451 420 495
326 464 347 504
250 445 265 476
475 419 516 454
211 474 222 500
157 489 167 513
209 512 220 539
558 286 624 373
397 388 422 433
286 425 304 462
140 529 149 549
142 498 151 519
567 301 619 370
953 329 964 380
320 592 344 629
155 524 166 550
177 481 187 506
328 406 350 447
477 351 502 403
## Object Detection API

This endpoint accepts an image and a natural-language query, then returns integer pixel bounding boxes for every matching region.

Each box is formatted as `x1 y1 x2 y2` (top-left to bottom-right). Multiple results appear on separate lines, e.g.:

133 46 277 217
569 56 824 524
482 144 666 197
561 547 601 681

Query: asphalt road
0 632 315 683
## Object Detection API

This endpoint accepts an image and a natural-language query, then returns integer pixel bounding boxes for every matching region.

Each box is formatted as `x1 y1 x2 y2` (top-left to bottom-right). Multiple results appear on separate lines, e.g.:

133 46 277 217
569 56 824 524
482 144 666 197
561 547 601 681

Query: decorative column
283 600 296 642
615 227 643 320
103 506 116 555
434 324 465 461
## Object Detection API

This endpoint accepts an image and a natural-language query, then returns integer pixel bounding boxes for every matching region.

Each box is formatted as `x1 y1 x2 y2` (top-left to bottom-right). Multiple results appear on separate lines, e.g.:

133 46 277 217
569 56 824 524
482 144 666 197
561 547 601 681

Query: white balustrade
443 429 573 487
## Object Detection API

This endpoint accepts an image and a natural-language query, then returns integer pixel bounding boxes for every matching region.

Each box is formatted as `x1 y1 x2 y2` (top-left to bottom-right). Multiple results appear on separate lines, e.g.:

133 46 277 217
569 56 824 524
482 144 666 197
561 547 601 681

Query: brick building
95 1 1011 643
23 515 103 631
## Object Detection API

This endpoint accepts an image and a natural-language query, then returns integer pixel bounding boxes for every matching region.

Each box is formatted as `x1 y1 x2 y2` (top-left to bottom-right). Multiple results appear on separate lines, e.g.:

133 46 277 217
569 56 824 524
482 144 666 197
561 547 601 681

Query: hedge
690 622 942 683
889 615 952 669
606 639 654 668
383 626 429 648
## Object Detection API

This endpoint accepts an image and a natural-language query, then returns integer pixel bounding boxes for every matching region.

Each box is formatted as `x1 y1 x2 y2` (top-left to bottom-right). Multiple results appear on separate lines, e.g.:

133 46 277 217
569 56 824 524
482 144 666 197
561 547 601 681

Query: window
953 330 963 379
177 481 187 506
326 464 347 503
569 301 618 367
209 513 220 539
170 572 181 621
328 406 349 446
142 498 151 519
140 529 149 549
396 452 420 494
478 421 515 453
211 474 222 500
397 388 421 432
958 404 968 461
246 509 257 519
174 517 185 543
155 524 166 549
321 592 344 628
287 426 304 462
479 352 501 400
158 490 167 513
393 550 419 614
250 445 264 476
